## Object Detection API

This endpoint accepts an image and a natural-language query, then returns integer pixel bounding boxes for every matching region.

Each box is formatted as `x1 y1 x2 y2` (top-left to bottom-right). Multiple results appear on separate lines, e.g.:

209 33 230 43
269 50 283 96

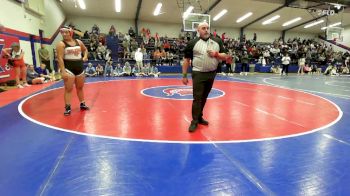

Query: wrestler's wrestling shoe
64 105 71 116
80 102 90 110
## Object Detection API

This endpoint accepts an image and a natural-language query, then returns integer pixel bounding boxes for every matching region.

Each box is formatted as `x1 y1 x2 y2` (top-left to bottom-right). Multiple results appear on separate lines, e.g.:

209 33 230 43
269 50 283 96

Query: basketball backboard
326 27 344 42
183 13 210 32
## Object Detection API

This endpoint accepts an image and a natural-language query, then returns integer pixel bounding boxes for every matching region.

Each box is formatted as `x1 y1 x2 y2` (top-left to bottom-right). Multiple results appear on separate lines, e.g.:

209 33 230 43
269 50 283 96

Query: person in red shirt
2 42 29 88
221 32 226 42
163 40 170 52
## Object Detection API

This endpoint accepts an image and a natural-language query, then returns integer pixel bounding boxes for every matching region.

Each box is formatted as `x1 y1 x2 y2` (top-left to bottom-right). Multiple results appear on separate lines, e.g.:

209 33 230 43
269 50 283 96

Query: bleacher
77 24 347 75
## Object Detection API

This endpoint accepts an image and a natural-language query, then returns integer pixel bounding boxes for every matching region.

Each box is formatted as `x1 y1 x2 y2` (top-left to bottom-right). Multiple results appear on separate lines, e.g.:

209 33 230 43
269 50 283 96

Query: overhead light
153 2 162 16
329 22 341 27
236 12 253 23
77 0 86 10
304 20 324 28
262 15 280 25
282 17 302 26
321 22 341 30
115 0 121 12
183 6 194 19
213 9 227 21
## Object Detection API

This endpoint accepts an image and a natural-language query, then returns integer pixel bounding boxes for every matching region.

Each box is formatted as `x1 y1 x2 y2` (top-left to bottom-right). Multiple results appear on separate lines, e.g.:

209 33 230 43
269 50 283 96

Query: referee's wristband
214 51 219 58
182 73 187 78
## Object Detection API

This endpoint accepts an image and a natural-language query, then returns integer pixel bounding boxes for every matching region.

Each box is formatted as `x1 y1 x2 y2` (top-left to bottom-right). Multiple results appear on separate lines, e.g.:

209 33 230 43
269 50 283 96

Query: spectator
96 42 106 60
253 33 257 42
132 64 141 77
1 42 29 88
240 51 249 76
153 48 162 66
38 44 52 73
26 64 45 84
297 54 306 75
35 63 53 81
122 61 132 76
96 63 104 76
128 27 135 37
281 52 291 76
88 40 97 60
122 39 130 58
109 25 116 36
130 38 138 52
149 64 160 77
104 61 114 77
135 48 143 70
163 40 170 52
92 24 100 35
113 63 123 76
85 63 97 77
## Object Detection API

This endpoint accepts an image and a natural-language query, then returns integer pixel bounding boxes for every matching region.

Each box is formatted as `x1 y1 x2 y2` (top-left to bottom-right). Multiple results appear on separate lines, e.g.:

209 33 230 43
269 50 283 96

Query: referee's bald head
196 21 210 39
197 22 209 30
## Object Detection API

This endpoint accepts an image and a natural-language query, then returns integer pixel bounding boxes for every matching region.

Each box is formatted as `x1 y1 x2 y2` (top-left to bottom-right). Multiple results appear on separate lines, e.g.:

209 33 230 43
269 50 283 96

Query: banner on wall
0 34 18 83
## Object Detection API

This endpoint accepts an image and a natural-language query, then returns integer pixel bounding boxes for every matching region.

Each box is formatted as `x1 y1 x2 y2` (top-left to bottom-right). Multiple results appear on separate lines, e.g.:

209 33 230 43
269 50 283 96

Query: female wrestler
56 26 89 115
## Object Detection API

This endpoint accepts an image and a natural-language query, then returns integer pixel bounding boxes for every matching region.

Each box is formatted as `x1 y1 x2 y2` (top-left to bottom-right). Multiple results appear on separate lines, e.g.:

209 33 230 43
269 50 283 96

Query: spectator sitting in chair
85 63 97 77
96 42 106 60
27 64 45 84
153 48 162 66
36 63 54 81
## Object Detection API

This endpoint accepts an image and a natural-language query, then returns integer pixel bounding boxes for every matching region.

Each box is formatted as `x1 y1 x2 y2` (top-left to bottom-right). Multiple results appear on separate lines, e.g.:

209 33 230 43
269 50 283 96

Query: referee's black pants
191 71 216 123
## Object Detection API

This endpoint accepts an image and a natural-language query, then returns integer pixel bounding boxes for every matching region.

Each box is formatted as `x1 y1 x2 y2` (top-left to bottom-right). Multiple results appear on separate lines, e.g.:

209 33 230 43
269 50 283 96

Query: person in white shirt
297 54 306 75
134 48 143 70
281 52 291 76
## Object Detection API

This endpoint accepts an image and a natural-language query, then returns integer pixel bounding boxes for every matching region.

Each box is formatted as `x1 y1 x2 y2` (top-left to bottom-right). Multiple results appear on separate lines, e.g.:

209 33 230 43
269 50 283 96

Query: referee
182 22 229 132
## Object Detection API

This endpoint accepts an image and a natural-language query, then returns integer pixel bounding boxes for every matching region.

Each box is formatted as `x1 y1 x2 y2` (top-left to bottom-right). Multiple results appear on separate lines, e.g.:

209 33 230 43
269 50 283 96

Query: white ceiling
59 0 350 33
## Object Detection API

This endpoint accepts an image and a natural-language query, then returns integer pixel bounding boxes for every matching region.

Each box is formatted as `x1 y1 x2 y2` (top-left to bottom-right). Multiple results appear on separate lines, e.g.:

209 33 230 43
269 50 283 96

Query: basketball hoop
183 13 210 32
327 27 343 42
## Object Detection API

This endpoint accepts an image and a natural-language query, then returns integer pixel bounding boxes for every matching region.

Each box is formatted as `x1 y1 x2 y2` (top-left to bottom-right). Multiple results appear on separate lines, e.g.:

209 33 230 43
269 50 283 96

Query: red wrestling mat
20 79 341 142
0 82 54 108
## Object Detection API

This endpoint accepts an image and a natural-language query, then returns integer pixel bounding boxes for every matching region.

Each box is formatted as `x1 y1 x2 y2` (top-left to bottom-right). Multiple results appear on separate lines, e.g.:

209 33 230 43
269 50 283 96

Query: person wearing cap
182 22 230 132
1 42 30 88
56 26 89 116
